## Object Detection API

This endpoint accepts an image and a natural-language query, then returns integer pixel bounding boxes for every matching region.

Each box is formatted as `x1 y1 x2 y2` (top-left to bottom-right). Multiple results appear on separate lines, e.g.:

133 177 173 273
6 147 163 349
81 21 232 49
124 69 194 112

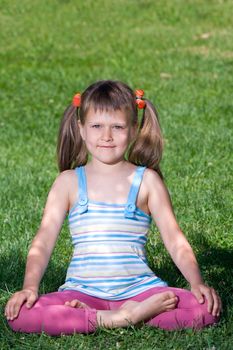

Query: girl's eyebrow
88 121 127 126
112 122 127 126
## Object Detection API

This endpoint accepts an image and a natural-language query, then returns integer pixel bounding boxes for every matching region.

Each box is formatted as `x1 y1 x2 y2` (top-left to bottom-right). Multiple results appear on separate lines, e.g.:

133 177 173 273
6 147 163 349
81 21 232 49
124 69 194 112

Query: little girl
5 80 221 336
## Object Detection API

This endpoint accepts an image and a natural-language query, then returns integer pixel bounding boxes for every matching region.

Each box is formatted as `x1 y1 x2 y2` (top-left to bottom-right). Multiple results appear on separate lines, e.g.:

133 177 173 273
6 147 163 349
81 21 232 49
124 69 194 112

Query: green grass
0 0 233 348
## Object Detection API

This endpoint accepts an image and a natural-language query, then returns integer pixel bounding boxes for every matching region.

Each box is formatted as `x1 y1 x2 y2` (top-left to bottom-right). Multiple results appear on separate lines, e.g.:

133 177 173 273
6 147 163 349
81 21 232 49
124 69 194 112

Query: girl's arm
5 171 71 320
145 169 221 317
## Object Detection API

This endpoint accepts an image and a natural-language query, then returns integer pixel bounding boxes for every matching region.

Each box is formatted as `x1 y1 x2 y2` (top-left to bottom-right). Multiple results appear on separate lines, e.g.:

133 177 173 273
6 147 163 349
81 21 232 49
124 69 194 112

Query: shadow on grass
147 235 233 315
1 236 232 313
0 251 66 295
0 251 67 343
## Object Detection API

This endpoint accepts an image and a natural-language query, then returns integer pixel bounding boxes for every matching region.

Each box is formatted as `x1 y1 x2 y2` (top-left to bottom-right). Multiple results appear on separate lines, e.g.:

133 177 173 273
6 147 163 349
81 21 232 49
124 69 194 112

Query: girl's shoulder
142 168 168 199
51 170 78 210
143 168 163 187
143 168 172 211
136 166 161 196
55 169 76 182
52 169 77 192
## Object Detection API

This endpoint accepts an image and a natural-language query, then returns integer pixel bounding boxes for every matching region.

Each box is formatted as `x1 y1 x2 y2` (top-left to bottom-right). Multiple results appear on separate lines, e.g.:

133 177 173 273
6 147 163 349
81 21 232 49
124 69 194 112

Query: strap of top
124 166 146 218
75 165 146 217
75 166 88 214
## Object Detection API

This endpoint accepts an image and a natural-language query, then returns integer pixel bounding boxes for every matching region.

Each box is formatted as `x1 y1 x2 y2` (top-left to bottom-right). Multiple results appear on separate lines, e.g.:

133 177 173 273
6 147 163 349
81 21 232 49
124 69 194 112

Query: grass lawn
0 0 233 349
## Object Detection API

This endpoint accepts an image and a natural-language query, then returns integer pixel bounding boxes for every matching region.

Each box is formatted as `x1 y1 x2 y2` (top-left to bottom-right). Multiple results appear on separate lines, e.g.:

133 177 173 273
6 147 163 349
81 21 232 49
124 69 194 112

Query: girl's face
78 107 136 165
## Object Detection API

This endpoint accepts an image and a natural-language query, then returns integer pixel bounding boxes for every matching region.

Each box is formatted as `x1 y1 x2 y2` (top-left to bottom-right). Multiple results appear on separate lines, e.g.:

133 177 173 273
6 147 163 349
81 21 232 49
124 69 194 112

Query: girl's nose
101 127 113 141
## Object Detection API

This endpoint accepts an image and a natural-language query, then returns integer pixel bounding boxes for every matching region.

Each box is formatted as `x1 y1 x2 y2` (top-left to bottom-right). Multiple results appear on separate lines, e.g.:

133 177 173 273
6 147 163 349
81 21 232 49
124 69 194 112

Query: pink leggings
8 287 218 336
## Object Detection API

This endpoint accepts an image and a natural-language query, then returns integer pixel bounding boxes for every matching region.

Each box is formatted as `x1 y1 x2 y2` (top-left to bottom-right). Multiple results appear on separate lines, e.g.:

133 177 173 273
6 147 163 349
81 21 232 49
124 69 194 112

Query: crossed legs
65 291 177 328
8 287 219 335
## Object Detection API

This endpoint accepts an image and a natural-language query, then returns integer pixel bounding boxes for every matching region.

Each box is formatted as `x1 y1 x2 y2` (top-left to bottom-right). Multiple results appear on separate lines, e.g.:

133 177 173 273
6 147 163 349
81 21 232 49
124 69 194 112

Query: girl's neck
86 159 130 175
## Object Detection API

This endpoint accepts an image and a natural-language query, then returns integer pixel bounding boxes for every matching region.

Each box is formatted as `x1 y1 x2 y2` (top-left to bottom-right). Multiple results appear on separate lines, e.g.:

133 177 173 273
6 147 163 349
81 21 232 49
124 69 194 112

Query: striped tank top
59 165 167 300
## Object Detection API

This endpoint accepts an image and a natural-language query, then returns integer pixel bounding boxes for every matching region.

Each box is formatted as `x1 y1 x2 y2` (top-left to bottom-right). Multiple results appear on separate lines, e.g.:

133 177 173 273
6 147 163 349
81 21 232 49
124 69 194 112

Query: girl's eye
113 125 124 130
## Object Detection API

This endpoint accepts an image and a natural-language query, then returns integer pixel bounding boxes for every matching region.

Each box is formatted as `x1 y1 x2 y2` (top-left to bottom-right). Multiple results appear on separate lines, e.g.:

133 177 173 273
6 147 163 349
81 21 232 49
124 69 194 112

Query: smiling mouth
98 146 115 148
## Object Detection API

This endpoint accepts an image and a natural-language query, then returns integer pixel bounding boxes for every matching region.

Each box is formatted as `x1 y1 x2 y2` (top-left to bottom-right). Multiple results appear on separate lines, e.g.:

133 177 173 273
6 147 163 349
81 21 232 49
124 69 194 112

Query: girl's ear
78 120 85 141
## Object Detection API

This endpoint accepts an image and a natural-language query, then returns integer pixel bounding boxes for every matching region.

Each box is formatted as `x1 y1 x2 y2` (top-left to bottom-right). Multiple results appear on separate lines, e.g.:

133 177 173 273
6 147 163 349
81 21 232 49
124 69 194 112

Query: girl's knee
8 318 22 333
8 304 42 333
7 308 26 332
191 299 219 328
166 289 220 328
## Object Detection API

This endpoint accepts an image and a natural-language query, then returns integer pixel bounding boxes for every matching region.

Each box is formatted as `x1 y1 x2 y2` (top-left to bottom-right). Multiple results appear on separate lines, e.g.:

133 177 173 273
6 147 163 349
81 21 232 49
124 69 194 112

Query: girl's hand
5 289 38 321
191 284 222 317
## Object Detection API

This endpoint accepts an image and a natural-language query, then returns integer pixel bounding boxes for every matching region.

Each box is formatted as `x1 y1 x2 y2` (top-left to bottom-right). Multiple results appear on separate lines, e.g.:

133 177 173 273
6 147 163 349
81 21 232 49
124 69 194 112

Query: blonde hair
57 80 164 178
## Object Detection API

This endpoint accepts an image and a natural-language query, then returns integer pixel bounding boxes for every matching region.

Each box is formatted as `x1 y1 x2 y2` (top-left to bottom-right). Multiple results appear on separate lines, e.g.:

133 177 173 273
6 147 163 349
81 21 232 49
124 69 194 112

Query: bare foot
97 291 178 329
64 299 91 309
120 291 178 324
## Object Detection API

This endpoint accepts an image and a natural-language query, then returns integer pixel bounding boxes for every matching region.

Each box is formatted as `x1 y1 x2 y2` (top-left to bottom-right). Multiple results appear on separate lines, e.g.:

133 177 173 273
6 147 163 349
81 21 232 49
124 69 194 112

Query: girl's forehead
85 107 130 123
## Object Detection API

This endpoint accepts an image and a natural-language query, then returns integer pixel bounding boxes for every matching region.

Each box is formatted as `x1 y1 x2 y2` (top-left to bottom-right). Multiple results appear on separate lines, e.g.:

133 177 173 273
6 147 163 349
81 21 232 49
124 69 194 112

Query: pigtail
128 99 164 179
57 105 88 172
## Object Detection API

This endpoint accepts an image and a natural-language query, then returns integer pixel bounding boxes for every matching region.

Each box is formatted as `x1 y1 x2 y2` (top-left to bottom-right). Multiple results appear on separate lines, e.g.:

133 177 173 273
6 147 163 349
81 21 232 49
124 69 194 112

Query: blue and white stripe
59 166 167 300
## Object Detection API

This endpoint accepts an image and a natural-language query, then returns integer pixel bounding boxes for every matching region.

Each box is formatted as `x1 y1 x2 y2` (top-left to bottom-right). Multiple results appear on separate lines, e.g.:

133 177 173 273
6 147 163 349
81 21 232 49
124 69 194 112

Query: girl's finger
203 289 213 313
10 301 21 320
9 294 27 320
191 289 204 304
210 288 222 316
12 304 21 320
7 302 15 320
7 300 16 320
26 294 37 308
211 289 219 316
4 302 10 318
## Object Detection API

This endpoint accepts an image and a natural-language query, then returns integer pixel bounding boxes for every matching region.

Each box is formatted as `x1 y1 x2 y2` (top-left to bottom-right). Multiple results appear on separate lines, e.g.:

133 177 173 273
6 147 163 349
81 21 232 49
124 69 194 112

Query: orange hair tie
72 93 81 107
135 89 146 109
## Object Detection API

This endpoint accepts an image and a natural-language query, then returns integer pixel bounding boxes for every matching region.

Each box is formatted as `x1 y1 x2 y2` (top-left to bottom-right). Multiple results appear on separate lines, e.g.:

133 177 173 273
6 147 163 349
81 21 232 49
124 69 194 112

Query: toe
167 291 176 299
70 299 79 307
